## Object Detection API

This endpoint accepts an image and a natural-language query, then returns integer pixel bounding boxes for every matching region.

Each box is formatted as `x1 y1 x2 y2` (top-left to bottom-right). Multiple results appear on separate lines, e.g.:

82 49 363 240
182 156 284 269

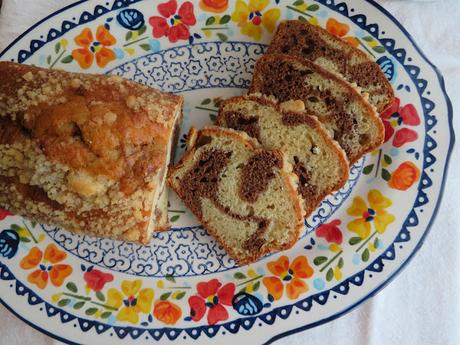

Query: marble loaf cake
267 20 395 113
0 62 183 243
250 54 384 164
217 95 349 217
167 127 304 264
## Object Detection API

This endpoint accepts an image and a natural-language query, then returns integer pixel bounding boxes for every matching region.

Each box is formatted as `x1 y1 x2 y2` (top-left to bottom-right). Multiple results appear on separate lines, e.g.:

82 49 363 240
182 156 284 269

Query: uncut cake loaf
250 54 384 164
217 95 349 217
267 20 395 113
167 127 304 264
0 62 183 243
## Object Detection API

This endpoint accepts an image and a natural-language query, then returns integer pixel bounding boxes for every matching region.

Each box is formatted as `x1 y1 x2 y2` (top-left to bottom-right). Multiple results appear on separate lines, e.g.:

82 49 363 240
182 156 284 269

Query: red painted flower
84 268 114 292
0 210 14 221
149 0 196 43
188 279 235 325
380 98 420 147
315 219 343 244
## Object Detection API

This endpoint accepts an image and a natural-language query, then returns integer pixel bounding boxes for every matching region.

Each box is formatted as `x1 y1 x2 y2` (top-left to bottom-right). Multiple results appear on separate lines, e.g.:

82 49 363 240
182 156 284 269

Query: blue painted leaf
376 56 395 82
232 292 263 316
0 229 19 259
116 9 145 31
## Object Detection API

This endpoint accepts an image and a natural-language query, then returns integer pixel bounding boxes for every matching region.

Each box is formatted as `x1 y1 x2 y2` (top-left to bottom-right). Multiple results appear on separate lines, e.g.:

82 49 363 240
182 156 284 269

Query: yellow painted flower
347 190 395 238
107 279 154 324
231 0 280 41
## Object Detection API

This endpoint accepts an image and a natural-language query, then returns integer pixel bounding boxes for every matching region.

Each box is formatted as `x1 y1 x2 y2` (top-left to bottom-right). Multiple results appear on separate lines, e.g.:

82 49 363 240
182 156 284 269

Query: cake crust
0 62 183 243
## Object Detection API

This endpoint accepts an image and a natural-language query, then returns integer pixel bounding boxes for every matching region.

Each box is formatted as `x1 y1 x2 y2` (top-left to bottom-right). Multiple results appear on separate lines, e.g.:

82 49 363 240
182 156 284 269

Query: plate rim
0 0 454 344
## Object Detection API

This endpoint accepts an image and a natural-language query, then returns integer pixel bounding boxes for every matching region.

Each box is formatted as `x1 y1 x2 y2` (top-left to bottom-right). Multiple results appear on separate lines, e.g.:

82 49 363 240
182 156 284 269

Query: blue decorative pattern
0 0 453 344
106 42 266 92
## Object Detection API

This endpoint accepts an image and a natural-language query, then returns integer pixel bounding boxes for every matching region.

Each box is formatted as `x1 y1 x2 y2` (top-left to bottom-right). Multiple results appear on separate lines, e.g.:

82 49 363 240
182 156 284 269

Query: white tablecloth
0 1 458 344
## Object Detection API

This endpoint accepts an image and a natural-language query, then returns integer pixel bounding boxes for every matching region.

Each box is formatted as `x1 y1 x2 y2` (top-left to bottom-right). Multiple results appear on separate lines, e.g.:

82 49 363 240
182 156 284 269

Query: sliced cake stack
168 20 392 264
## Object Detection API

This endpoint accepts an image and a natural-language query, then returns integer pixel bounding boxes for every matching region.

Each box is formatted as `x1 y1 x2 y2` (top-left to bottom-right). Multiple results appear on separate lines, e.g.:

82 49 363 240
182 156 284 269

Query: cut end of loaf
167 126 304 264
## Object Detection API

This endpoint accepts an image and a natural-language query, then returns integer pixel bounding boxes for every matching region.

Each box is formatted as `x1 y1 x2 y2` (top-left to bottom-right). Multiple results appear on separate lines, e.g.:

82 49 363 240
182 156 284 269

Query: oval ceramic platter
0 0 454 344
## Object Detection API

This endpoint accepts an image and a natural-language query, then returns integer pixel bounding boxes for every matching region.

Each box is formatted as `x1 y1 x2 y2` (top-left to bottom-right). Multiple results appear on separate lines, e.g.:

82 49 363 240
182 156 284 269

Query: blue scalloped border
0 0 454 344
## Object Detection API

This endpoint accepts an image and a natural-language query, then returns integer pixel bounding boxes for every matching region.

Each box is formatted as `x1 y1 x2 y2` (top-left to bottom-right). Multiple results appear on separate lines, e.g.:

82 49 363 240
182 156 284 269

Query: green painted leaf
253 281 260 291
217 33 228 42
31 221 37 228
58 299 71 307
66 282 78 293
384 154 392 165
201 98 212 105
165 274 176 283
47 55 52 65
140 43 151 51
363 164 374 175
170 215 180 222
138 25 147 36
381 168 391 181
20 237 31 243
307 4 319 11
362 248 370 262
349 237 362 245
55 42 61 54
73 301 85 309
220 15 231 24
101 311 112 319
175 291 186 300
209 114 217 122
85 307 98 316
206 17 216 26
373 237 379 248
238 287 246 294
10 224 21 231
372 46 386 54
298 15 307 23
160 292 171 300
233 272 246 279
96 291 105 302
293 0 304 5
362 36 374 42
313 256 327 266
326 267 334 281
126 31 133 41
61 55 73 63
338 257 344 269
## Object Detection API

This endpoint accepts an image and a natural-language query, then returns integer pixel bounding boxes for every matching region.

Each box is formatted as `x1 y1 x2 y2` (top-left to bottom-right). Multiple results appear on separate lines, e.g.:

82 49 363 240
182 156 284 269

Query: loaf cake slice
249 54 384 164
267 20 395 113
167 127 304 264
0 62 183 243
217 95 349 216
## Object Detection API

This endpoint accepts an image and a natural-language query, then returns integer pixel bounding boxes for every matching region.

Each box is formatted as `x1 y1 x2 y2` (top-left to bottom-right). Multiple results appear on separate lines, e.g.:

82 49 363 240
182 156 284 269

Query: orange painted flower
154 300 182 325
20 244 72 289
326 18 359 48
262 255 313 300
388 161 420 191
200 0 228 13
72 25 117 69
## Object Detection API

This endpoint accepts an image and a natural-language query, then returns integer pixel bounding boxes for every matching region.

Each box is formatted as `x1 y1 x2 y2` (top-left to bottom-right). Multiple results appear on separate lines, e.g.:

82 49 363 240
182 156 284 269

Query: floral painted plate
0 0 453 344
